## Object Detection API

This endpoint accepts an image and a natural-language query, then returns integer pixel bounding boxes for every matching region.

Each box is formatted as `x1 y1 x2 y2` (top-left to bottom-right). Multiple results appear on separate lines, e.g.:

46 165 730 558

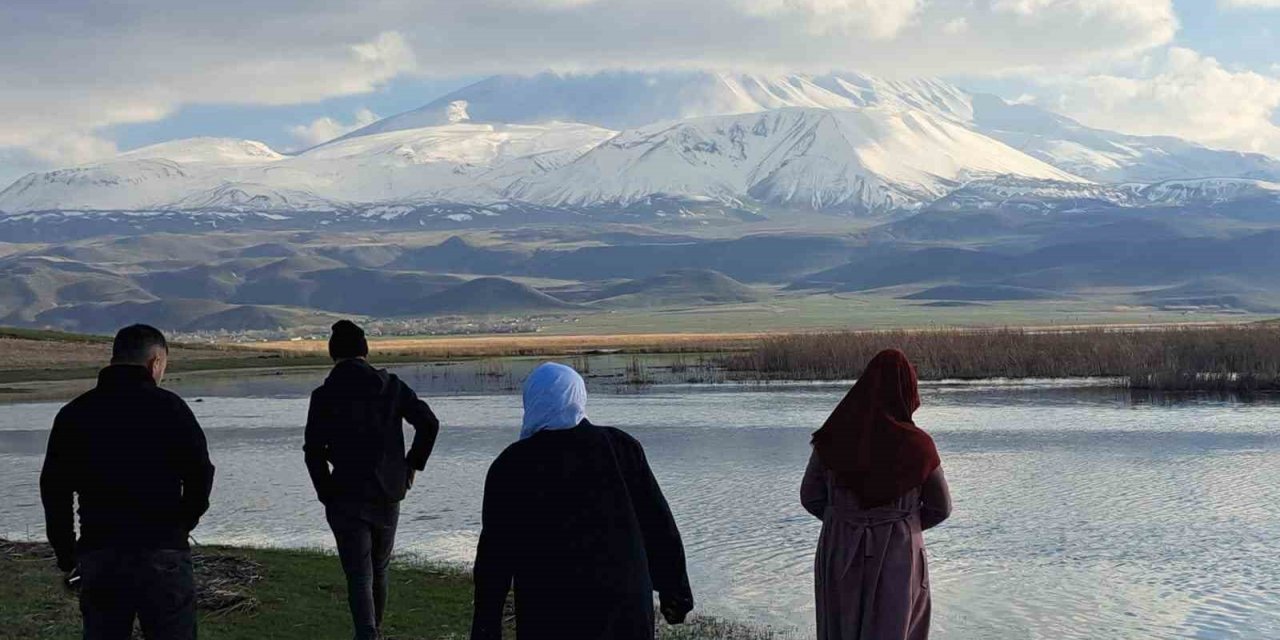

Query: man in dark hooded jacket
304 320 441 640
41 323 214 640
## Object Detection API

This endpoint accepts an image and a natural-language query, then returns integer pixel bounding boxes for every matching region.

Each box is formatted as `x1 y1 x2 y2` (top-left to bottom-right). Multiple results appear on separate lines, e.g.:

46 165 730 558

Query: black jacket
40 365 216 571
471 421 693 640
304 359 440 506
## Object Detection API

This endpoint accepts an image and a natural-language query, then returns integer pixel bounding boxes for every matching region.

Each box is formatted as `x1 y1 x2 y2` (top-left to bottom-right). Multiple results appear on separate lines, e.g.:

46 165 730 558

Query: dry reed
726 326 1280 391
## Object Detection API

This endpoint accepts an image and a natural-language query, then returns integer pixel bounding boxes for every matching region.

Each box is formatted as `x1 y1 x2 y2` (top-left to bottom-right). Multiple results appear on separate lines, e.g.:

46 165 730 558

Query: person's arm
303 390 335 503
173 399 216 531
400 383 440 472
470 461 513 640
614 432 694 624
919 466 952 531
800 450 829 520
39 409 76 572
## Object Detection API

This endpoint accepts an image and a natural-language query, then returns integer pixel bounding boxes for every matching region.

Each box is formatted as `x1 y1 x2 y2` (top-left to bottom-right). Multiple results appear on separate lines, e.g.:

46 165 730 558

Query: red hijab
811 349 940 508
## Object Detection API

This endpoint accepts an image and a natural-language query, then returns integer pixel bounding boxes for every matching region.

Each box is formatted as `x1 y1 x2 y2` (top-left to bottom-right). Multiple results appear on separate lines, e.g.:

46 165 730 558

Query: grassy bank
0 329 766 386
0 540 784 640
726 325 1280 391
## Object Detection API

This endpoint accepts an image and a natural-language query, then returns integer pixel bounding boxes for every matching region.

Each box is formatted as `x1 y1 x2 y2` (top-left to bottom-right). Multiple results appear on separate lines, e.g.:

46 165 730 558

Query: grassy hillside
398 277 581 316
5 221 1280 335
591 270 761 308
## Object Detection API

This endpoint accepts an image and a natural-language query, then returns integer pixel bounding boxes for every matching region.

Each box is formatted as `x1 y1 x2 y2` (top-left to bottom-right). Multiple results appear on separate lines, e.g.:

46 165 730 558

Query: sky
1 0 1278 186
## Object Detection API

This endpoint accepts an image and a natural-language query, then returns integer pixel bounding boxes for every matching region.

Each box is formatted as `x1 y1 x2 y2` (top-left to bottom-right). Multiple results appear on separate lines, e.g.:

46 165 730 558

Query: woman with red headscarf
801 349 952 640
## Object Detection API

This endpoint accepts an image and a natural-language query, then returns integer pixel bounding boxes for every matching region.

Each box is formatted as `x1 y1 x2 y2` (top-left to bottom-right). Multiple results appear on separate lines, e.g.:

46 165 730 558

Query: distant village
171 313 583 344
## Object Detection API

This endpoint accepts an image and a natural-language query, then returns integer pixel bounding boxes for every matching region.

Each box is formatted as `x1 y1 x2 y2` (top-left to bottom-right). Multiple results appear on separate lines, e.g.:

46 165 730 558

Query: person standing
40 324 215 640
802 349 952 640
304 320 441 640
470 363 694 640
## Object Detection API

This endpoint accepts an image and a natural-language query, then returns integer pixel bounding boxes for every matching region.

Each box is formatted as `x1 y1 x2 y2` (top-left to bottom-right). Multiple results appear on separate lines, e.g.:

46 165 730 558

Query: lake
2 360 1278 639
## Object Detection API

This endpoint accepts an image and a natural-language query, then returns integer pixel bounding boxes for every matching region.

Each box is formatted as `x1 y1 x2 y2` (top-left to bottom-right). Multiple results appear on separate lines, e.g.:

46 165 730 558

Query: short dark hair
111 324 168 363
329 320 369 360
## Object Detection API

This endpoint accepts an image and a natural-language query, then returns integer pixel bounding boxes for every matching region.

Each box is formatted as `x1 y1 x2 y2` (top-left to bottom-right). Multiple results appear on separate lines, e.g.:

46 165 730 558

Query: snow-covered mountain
340 70 1280 186
3 70 1279 224
0 122 616 213
928 177 1280 213
510 107 1081 213
967 94 1280 184
336 71 975 137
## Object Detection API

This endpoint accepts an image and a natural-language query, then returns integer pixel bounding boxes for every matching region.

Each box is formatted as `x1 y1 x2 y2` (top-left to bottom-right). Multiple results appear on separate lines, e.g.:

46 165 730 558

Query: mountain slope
338 70 975 136
968 94 1280 184
343 70 1280 186
511 107 1084 213
393 277 579 316
590 270 761 308
0 123 616 214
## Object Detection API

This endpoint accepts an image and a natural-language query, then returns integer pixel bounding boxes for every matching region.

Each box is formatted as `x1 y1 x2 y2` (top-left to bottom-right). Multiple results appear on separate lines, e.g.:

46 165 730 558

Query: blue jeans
326 501 400 640
78 548 195 640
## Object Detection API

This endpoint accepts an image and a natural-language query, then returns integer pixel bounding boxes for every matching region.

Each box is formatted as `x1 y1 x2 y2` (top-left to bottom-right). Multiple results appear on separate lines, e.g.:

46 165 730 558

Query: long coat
801 452 951 640
470 421 693 640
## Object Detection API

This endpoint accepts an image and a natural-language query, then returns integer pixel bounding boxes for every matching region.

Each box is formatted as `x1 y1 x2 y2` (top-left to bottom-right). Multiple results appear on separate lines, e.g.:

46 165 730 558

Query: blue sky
1 0 1278 186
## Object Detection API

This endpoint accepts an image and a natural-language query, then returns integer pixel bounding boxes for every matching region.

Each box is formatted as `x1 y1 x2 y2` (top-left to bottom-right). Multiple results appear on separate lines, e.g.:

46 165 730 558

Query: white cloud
0 0 1176 174
734 0 924 38
942 17 969 35
1042 47 1280 156
289 108 380 148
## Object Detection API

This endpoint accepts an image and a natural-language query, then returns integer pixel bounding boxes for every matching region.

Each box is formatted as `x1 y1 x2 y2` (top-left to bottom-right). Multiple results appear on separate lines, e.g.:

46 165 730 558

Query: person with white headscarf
470 363 694 640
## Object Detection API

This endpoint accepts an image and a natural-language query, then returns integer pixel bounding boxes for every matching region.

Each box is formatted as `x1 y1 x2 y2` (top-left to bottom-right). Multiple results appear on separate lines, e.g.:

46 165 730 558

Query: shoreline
3 322 1278 403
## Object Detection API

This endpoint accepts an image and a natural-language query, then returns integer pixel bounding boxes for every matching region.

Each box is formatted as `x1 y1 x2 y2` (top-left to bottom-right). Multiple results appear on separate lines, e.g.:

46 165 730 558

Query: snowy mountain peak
509 107 1084 213
116 137 284 164
335 70 978 140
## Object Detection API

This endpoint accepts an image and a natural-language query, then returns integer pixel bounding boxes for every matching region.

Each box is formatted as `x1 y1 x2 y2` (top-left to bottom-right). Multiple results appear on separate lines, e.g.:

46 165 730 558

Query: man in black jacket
304 320 441 640
40 324 215 640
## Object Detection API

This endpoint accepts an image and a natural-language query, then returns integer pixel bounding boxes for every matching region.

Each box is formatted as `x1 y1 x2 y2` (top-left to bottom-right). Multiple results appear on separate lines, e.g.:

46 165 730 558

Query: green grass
1 542 787 640
543 292 1262 336
1 545 476 640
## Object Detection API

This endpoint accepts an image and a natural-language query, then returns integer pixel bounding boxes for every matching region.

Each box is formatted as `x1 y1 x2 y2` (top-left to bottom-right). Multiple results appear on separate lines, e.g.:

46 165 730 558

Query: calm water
2 364 1278 639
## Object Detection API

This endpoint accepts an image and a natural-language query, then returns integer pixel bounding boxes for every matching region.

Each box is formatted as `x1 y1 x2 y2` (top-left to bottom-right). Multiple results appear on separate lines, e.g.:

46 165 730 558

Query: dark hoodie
304 359 440 506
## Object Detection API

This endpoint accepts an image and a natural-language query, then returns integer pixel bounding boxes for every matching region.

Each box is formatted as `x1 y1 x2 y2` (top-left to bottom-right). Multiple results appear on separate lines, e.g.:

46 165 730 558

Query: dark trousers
78 549 196 640
326 501 401 640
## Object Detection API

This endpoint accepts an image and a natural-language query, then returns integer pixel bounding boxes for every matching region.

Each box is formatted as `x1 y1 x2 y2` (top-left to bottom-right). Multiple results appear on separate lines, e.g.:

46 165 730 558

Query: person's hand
405 469 417 491
659 595 692 625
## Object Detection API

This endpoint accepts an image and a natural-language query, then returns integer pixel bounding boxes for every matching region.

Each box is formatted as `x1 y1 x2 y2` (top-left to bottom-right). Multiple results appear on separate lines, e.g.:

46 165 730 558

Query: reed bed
726 325 1280 391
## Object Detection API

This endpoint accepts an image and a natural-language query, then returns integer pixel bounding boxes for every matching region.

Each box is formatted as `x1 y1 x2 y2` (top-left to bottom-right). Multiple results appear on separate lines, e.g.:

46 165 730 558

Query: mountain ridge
3 70 1278 225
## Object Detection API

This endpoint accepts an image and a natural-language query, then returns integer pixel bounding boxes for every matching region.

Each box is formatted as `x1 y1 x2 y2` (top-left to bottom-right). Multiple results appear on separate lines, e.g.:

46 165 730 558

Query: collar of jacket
96 364 157 389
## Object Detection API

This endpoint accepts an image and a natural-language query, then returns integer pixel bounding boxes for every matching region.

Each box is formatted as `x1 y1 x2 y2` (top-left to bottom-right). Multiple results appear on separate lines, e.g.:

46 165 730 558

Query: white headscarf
520 362 589 440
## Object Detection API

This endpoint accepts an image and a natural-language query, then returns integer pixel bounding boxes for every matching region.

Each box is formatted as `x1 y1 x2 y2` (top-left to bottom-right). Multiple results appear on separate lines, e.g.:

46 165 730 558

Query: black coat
471 421 693 640
304 359 440 508
40 365 215 571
